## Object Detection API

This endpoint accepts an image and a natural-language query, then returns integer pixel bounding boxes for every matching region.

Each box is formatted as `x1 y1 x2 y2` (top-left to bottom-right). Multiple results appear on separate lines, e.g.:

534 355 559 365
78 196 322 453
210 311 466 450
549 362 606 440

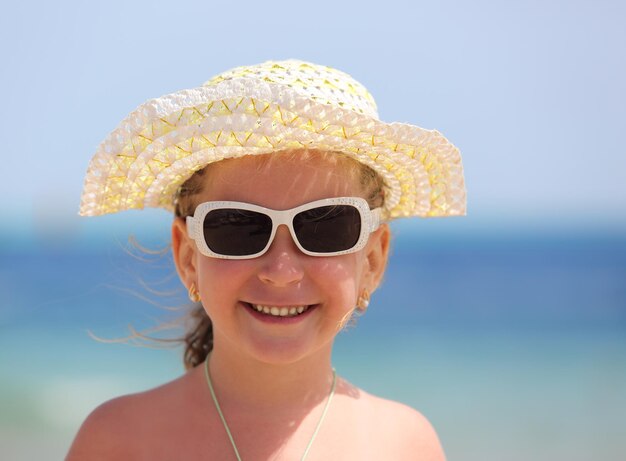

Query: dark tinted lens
203 209 272 256
293 205 361 253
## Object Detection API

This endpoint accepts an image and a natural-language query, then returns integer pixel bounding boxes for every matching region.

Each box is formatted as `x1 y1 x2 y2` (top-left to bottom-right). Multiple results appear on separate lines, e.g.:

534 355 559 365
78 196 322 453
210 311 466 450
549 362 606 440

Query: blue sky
1 0 624 239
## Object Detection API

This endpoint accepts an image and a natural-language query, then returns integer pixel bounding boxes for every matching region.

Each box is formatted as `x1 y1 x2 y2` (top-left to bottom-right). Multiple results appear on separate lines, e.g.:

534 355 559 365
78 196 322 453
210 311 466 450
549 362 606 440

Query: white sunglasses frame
186 197 382 259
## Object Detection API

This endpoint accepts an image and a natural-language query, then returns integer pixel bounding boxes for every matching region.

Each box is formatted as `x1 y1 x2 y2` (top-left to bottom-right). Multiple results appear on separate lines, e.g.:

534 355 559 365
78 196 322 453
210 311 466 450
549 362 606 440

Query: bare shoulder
356 389 447 461
66 369 200 460
65 392 144 460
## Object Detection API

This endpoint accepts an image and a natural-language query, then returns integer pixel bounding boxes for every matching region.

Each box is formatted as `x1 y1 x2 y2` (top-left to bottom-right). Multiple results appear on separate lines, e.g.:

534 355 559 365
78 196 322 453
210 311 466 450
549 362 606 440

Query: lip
241 301 318 324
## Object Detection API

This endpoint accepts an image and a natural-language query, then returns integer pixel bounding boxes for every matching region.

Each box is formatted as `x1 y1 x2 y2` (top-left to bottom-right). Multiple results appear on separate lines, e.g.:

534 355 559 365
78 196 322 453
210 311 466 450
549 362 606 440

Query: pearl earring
356 289 370 312
188 283 201 303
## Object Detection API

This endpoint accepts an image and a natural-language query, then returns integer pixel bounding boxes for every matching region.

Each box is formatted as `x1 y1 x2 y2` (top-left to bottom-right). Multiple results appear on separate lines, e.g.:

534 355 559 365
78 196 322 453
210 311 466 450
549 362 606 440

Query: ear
360 223 391 294
171 217 198 290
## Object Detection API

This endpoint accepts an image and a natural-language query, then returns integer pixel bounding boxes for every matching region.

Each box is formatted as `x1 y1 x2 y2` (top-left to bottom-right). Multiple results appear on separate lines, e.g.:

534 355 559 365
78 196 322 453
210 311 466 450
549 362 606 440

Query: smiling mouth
245 303 314 318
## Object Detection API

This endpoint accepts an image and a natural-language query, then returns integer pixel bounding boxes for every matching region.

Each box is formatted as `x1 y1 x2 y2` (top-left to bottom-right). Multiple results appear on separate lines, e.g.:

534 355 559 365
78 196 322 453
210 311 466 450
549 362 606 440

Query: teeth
252 304 310 318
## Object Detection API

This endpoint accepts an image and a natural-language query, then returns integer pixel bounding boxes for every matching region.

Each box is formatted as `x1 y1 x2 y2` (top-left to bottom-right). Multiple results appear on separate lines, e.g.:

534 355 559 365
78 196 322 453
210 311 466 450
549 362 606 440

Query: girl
67 59 465 460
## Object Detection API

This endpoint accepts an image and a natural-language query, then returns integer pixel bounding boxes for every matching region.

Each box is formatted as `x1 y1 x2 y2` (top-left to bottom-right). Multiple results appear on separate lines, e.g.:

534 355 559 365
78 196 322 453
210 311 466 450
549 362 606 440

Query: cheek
195 257 252 304
311 254 365 303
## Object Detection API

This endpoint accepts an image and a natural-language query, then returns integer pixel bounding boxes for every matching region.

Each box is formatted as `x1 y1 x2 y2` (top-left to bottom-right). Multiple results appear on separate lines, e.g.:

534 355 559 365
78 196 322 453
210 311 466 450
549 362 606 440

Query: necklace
203 355 337 461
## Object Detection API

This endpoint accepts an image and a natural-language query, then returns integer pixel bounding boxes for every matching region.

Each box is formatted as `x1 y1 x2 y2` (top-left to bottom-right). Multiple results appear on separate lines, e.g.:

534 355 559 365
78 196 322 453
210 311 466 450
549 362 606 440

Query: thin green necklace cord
204 355 337 461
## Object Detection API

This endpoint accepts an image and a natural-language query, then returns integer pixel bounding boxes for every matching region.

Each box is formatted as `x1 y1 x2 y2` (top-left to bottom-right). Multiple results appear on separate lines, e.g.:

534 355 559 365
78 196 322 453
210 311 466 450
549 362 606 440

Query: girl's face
173 152 390 365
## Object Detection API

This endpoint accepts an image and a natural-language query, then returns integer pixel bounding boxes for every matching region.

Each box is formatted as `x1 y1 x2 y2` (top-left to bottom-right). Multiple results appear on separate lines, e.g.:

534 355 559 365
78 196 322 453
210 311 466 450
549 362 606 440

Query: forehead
198 151 363 208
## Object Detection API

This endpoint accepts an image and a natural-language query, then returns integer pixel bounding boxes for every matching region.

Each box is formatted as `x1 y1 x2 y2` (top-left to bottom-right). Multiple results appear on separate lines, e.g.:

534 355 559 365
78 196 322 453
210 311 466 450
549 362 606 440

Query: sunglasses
186 197 381 259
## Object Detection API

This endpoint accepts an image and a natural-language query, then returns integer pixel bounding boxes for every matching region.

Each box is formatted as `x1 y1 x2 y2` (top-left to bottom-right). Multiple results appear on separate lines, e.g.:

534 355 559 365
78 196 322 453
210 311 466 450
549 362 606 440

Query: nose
257 225 305 287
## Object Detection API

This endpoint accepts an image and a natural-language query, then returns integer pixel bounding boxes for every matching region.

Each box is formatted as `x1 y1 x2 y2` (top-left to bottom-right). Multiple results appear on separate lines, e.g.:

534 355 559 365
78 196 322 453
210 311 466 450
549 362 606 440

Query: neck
206 342 335 415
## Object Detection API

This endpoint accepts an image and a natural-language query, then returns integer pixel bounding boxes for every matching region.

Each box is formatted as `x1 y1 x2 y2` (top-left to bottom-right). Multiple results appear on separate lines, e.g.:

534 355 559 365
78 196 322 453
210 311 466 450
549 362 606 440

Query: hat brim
80 78 466 219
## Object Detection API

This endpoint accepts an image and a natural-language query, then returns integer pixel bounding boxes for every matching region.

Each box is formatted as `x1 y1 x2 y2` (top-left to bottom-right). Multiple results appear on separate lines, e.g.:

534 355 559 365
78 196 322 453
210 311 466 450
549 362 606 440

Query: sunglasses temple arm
370 208 382 233
186 216 198 240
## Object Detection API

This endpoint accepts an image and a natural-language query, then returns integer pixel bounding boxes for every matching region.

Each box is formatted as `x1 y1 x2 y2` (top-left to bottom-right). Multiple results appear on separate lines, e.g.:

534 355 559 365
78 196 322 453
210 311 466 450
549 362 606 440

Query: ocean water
1 228 625 460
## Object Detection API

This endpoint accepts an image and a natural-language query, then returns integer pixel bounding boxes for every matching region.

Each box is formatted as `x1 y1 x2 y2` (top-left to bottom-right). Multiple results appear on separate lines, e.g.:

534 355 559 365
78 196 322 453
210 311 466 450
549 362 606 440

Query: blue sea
1 221 625 460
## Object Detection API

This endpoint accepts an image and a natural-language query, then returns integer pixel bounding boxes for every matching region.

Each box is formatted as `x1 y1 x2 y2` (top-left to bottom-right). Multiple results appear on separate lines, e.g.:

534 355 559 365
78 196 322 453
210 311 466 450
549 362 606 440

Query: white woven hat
80 59 466 219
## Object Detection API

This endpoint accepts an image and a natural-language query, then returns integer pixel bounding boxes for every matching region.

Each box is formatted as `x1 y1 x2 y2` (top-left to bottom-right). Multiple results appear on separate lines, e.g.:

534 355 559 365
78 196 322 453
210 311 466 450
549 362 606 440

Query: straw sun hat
80 59 466 219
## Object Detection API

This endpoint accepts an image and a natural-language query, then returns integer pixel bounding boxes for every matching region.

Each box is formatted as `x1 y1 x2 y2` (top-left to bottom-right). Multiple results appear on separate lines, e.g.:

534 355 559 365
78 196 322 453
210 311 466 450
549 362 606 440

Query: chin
241 336 331 367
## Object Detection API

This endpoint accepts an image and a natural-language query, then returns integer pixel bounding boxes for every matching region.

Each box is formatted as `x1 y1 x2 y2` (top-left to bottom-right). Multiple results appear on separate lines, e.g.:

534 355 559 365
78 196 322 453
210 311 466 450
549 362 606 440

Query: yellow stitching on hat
251 98 261 117
229 133 244 147
276 106 286 126
175 144 191 155
205 134 219 147
260 101 270 114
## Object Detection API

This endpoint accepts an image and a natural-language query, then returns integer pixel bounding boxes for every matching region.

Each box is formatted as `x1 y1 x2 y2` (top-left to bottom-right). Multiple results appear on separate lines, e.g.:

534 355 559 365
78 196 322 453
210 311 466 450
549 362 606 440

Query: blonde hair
175 149 386 369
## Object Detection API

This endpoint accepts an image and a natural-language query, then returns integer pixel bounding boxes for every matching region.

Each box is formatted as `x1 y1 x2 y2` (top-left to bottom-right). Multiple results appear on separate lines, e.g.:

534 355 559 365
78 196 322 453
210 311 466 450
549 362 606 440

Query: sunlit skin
66 152 447 461
182 153 377 367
